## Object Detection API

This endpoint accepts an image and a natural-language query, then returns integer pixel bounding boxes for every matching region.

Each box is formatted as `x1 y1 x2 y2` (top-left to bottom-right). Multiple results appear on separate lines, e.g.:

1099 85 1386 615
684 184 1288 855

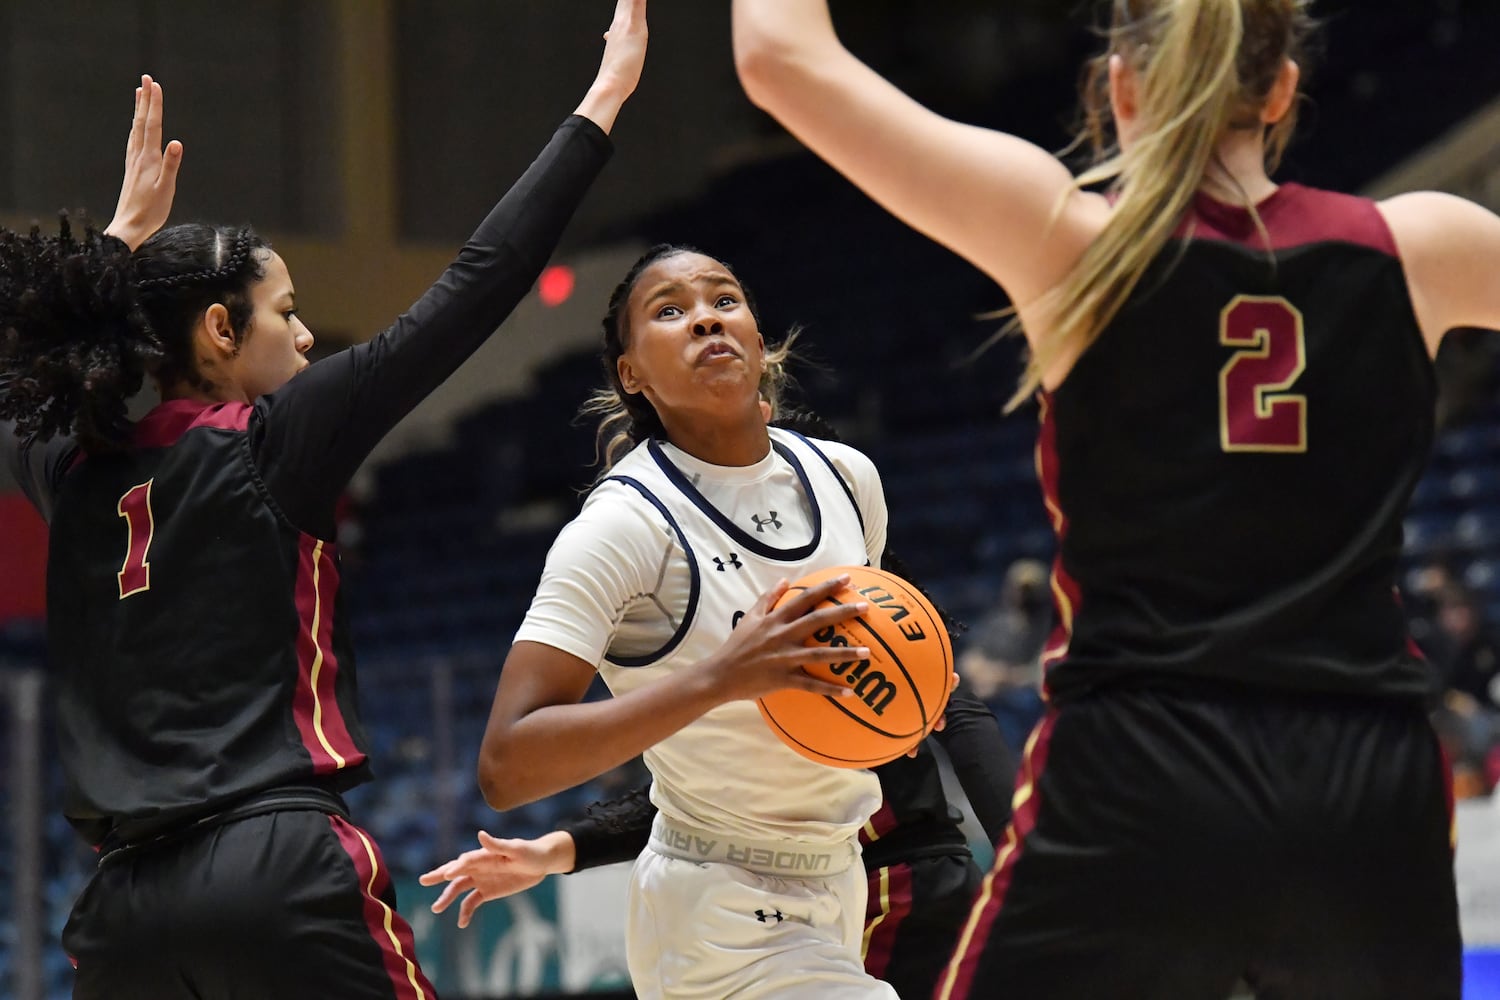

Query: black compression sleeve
934 680 1016 845
559 784 656 872
2 421 81 523
250 115 612 538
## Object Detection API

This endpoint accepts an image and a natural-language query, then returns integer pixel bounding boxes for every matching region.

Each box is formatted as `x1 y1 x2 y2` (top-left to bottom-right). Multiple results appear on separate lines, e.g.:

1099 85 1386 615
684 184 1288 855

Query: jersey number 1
1218 295 1308 453
117 480 156 599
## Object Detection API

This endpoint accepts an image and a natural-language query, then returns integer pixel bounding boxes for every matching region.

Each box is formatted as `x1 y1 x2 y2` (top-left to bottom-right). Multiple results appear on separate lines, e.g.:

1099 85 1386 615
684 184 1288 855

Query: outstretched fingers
157 138 184 198
106 74 182 250
142 76 163 161
457 888 487 929
428 876 472 914
125 80 145 165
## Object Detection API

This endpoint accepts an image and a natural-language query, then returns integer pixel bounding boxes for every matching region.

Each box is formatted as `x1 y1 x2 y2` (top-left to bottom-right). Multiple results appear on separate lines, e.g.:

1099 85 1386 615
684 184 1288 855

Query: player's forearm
935 684 1016 843
478 667 724 811
573 77 635 136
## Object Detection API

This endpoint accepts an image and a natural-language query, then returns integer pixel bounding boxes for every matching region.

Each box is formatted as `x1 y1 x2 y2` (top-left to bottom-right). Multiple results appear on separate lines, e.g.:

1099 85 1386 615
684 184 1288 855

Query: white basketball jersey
598 429 882 844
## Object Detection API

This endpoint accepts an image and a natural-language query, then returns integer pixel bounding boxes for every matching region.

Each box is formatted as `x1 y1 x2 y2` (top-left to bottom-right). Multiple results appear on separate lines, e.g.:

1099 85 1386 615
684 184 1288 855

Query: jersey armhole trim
601 475 702 669
780 429 865 534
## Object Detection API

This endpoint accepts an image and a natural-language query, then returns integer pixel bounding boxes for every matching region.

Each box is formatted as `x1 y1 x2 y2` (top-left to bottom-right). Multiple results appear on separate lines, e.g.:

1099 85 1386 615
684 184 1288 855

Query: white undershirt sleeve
512 482 675 666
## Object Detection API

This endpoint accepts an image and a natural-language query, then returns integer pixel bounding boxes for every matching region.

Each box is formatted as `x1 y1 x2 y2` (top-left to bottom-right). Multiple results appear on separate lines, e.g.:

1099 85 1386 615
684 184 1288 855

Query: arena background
2 1 1499 997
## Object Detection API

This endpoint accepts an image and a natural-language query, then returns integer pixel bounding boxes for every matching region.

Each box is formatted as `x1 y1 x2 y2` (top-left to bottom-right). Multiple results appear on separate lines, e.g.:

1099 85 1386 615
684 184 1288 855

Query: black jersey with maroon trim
10 114 614 846
1040 183 1435 703
48 399 369 845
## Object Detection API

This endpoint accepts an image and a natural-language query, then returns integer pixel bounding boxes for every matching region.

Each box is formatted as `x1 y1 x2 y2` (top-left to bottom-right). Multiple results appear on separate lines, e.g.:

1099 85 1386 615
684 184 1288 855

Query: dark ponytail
0 218 268 454
0 215 157 453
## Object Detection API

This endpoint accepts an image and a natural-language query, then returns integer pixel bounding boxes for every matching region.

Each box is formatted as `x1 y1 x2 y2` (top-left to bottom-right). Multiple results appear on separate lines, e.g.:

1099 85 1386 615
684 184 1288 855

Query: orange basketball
757 565 954 768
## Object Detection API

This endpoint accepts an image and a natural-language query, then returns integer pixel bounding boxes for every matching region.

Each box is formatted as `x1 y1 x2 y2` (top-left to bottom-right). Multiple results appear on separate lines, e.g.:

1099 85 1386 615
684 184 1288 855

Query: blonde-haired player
731 1 1500 997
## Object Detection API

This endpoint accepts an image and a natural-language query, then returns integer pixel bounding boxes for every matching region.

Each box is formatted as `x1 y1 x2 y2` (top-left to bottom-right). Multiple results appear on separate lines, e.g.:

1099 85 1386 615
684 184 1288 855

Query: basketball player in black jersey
0 4 645 996
733 1 1500 998
419 512 1017 1000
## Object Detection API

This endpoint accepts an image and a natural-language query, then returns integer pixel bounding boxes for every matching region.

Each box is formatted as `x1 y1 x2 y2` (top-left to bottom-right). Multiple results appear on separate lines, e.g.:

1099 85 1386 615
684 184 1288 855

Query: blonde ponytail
1009 0 1313 410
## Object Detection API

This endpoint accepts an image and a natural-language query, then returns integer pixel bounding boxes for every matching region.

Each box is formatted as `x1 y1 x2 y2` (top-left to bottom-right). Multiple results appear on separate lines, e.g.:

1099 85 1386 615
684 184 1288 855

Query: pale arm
1379 192 1500 353
571 0 648 135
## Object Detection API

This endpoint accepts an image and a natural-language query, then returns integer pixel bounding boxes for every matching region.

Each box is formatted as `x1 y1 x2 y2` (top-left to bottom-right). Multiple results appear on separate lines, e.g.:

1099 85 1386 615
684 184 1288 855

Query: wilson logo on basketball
758 566 954 769
816 625 898 716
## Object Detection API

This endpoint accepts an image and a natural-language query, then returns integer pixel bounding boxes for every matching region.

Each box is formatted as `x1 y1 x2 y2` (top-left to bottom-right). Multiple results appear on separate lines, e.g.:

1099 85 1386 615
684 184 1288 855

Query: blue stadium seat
1455 510 1500 551
1403 513 1452 557
1451 467 1500 504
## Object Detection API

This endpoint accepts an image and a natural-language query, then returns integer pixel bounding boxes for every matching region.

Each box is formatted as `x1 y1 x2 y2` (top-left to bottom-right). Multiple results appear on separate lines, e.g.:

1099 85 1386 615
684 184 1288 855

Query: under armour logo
713 554 744 572
751 511 782 533
754 909 785 924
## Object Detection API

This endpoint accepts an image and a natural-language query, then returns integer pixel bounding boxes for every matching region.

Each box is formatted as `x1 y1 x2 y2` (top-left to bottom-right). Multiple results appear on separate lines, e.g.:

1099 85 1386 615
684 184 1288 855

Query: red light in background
539 265 576 307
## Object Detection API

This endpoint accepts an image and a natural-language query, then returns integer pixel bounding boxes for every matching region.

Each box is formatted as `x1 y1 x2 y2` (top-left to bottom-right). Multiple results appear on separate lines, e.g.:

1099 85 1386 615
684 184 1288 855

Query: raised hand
574 0 648 134
702 574 871 703
104 75 183 251
419 830 577 929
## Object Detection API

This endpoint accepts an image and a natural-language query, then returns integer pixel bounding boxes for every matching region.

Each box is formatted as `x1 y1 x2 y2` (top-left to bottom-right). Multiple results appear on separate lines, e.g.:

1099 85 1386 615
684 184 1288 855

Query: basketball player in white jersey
457 244 901 999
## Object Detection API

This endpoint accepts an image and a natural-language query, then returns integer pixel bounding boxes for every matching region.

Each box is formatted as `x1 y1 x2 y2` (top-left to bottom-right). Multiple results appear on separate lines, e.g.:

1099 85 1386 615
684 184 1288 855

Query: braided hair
0 219 268 453
581 243 799 474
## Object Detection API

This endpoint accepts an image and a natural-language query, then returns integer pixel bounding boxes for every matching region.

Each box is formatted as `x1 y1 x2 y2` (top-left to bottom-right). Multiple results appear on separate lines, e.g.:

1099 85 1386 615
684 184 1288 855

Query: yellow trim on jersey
1049 572 1075 637
308 540 347 769
352 826 428 1000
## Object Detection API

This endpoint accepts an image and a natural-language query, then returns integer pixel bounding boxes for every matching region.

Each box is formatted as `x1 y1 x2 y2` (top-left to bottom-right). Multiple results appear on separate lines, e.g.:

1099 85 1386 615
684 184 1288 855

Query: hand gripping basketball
758 566 955 768
704 574 872 705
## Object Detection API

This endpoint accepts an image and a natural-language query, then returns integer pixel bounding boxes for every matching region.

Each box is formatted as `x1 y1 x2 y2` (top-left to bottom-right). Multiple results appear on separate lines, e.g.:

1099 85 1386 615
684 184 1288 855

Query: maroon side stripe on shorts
863 862 915 981
935 708 1060 1000
329 816 435 1000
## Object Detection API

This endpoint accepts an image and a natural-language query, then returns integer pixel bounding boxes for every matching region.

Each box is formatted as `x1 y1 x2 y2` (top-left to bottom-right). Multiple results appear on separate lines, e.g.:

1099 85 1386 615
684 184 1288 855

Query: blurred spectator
958 558 1050 753
1405 560 1459 668
1432 695 1496 800
1421 580 1500 799
1432 582 1500 711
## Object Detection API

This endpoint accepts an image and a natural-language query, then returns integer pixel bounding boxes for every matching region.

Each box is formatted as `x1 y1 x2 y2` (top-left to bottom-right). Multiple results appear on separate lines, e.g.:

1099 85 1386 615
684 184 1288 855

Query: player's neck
157 378 248 407
660 413 772 469
1199 130 1278 205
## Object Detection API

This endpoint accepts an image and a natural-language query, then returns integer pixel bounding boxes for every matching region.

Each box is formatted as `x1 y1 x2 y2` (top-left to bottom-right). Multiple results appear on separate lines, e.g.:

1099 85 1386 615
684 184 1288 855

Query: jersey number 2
1218 295 1308 453
117 480 156 599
